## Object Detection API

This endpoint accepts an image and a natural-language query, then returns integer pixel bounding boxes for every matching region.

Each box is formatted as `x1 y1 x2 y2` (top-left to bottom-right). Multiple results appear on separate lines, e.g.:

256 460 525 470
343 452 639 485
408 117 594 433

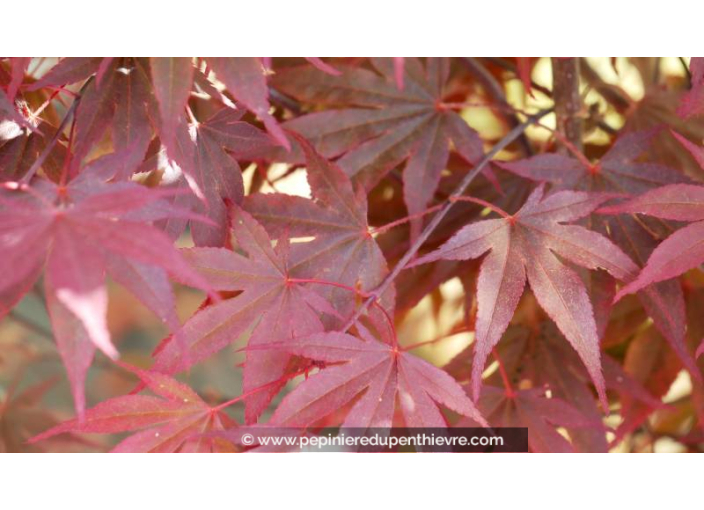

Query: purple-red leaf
602 184 704 302
266 332 487 429
243 134 394 317
461 386 602 453
30 368 235 453
0 173 212 415
500 130 698 382
679 57 704 118
414 186 638 408
150 57 194 151
152 206 329 423
206 57 290 150
271 58 485 237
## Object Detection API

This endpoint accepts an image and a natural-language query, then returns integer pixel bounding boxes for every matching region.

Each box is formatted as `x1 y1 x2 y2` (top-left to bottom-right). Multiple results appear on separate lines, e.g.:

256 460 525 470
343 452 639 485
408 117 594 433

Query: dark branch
552 58 583 152
460 57 533 156
20 76 94 184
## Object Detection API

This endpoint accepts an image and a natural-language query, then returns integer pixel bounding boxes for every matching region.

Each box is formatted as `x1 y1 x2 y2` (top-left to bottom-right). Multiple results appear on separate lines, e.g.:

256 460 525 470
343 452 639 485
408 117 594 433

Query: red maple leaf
413 185 638 407
499 130 699 380
270 58 485 238
156 107 270 247
261 331 487 429
459 385 602 453
29 367 236 453
0 164 212 416
152 205 332 423
678 57 704 118
243 133 394 316
603 183 704 299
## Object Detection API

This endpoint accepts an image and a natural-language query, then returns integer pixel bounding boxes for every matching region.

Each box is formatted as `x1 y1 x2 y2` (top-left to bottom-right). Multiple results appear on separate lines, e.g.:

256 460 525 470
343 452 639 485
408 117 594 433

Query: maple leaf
528 324 663 452
470 325 611 452
259 331 487 429
150 57 194 152
27 58 237 172
152 205 333 423
679 57 704 118
460 386 602 453
154 139 393 422
0 122 65 183
497 130 688 195
262 57 342 77
27 58 283 244
157 107 263 247
243 133 394 316
4 57 31 101
270 57 485 238
615 326 682 442
29 57 105 90
413 185 638 407
446 323 660 452
29 58 157 171
0 167 213 416
205 57 289 149
602 183 704 301
498 130 699 380
515 57 536 97
30 367 236 453
155 106 282 247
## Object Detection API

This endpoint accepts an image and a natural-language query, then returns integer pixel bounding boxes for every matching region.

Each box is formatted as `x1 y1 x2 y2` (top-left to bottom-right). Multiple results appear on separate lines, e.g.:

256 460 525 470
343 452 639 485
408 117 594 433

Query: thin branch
20 76 94 184
402 324 472 352
493 348 515 397
579 58 632 113
680 57 692 87
340 108 553 332
552 57 583 152
529 116 593 168
8 310 53 339
459 57 533 156
483 57 553 97
269 87 302 116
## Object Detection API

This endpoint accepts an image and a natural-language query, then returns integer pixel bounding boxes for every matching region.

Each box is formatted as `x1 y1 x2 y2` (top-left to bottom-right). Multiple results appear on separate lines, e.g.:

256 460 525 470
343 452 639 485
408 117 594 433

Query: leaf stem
369 204 445 235
211 369 308 412
32 88 62 118
402 325 472 352
492 348 515 398
449 196 512 219
287 278 370 298
530 117 594 169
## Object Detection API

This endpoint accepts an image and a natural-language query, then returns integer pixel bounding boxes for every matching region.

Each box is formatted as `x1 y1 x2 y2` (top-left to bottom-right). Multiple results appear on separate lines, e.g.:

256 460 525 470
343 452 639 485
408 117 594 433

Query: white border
4 1 701 56
0 453 700 507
